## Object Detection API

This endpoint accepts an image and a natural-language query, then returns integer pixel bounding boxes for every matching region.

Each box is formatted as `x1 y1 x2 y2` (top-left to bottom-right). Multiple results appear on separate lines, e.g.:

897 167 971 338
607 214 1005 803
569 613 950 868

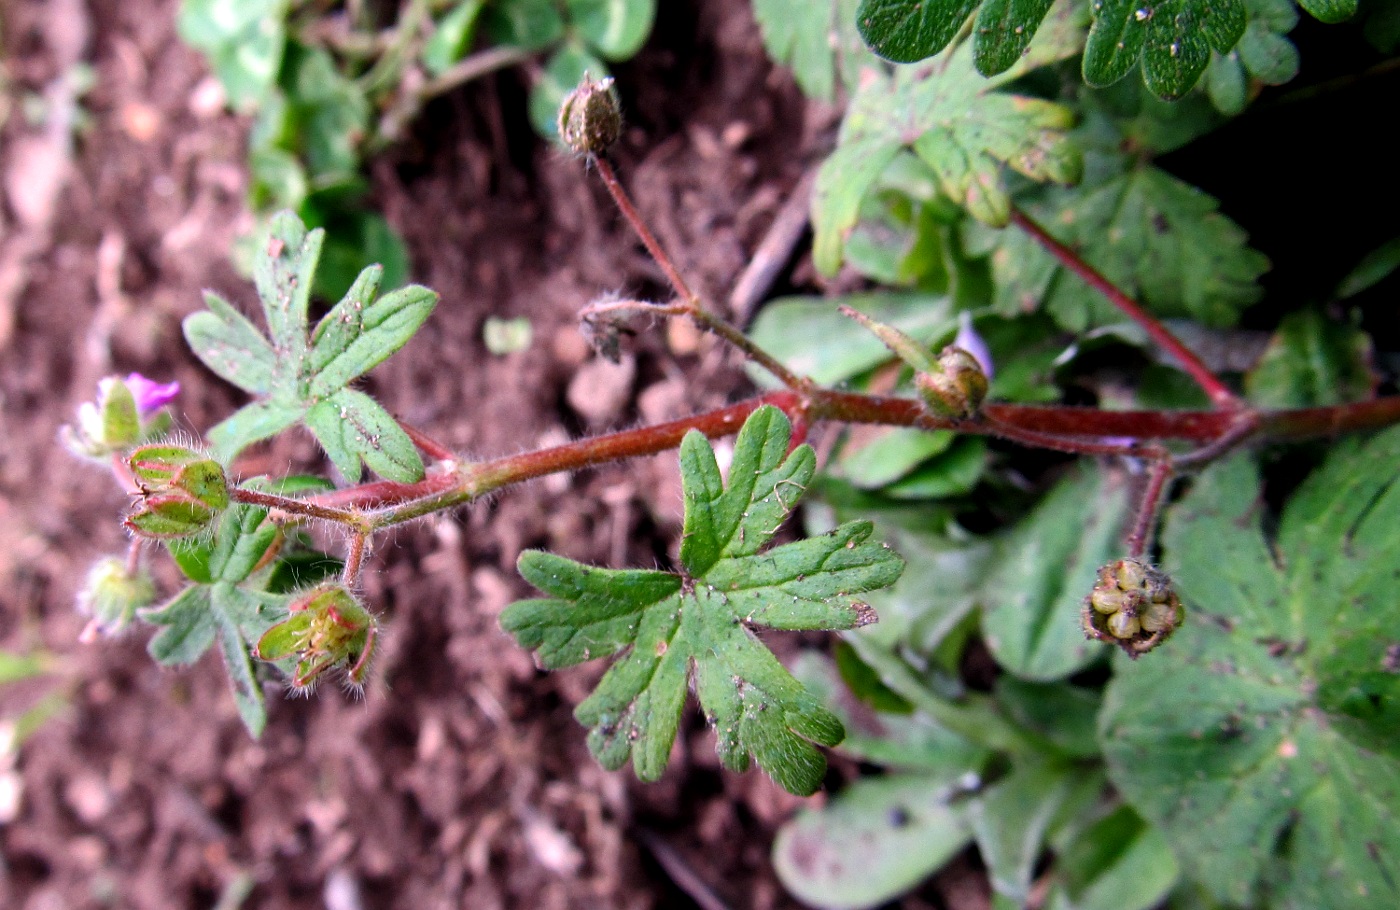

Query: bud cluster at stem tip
1082 558 1184 657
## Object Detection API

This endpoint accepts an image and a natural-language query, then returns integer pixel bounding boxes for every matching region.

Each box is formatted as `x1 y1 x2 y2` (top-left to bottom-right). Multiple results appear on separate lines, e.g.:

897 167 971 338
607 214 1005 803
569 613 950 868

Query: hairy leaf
184 211 437 480
755 0 882 100
1102 428 1400 907
813 16 1082 273
183 292 280 394
856 0 980 64
142 503 292 736
501 407 904 794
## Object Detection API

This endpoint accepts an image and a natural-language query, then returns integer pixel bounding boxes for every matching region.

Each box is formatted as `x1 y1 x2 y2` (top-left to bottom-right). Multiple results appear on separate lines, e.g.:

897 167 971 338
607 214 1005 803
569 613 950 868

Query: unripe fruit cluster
1082 558 1183 657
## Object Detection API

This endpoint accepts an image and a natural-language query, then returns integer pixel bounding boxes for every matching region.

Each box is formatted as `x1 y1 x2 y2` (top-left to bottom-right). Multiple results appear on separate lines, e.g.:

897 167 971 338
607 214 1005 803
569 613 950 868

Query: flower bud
1081 557 1184 657
123 445 228 539
77 556 156 638
61 374 180 461
256 584 378 689
558 75 622 155
914 346 989 420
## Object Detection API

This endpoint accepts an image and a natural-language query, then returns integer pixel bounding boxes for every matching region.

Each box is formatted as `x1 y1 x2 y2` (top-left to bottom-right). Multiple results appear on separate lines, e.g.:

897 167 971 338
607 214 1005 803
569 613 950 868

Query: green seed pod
558 75 622 156
1082 557 1184 657
1107 611 1141 638
1091 588 1125 614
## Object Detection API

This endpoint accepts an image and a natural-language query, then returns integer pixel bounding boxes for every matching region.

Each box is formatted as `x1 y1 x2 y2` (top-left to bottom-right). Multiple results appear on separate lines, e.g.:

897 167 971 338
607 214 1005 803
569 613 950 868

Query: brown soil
0 2 988 908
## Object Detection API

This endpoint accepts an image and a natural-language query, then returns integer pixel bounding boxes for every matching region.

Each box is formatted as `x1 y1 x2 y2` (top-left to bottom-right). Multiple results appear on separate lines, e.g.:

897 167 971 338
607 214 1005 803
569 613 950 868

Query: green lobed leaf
773 772 973 908
189 211 430 474
1103 430 1400 907
423 0 487 75
567 0 655 60
307 267 438 397
279 45 369 181
793 651 991 771
207 502 279 585
978 161 1269 332
501 407 904 794
254 210 322 356
1046 805 1180 910
143 586 217 666
967 761 1107 905
972 0 1058 75
840 428 956 490
486 0 567 49
1244 309 1375 408
856 0 980 63
212 592 267 737
1336 235 1400 299
813 22 1082 272
205 400 302 465
754 0 882 101
980 466 1127 680
1084 0 1247 100
183 292 280 394
1296 0 1358 24
304 388 425 484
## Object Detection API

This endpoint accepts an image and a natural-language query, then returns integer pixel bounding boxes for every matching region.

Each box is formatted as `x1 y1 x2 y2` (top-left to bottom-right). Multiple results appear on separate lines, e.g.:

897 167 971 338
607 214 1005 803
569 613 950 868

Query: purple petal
125 373 180 416
954 312 994 380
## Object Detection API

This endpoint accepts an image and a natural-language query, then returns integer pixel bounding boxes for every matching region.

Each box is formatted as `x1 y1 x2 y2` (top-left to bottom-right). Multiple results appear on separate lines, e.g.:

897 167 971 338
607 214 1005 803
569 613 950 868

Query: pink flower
954 313 994 380
125 373 180 416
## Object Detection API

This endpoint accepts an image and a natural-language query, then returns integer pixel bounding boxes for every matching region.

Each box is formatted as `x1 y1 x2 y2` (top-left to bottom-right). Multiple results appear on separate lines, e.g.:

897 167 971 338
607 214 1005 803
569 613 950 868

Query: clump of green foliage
60 2 1400 909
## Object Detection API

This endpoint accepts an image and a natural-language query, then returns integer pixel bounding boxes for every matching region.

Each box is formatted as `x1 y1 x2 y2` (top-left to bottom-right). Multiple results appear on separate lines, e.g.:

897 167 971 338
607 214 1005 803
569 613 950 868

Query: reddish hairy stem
343 532 368 584
592 157 810 390
1126 461 1174 558
594 157 696 303
1009 207 1241 410
264 387 1400 529
402 422 457 462
230 488 368 528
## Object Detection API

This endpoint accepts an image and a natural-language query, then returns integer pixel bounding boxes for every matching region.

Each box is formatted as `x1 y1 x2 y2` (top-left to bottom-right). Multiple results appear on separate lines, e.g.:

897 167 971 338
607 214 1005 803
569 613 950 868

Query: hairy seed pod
558 75 622 156
1082 557 1184 657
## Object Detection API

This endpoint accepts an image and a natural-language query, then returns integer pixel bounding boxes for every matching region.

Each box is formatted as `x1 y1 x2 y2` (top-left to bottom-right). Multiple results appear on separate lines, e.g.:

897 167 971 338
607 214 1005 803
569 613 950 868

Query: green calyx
124 445 230 539
256 583 378 688
915 346 989 420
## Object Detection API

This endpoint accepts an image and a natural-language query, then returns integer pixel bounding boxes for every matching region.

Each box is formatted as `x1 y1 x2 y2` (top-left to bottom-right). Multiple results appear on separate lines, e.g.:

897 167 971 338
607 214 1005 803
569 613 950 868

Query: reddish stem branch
327 389 1400 529
1126 461 1174 558
402 422 458 463
594 157 696 303
1009 207 1242 410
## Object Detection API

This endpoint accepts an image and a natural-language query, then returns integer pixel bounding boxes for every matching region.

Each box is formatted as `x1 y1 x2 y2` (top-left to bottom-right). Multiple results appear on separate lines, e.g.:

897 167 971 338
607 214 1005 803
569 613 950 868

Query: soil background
0 1 990 908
